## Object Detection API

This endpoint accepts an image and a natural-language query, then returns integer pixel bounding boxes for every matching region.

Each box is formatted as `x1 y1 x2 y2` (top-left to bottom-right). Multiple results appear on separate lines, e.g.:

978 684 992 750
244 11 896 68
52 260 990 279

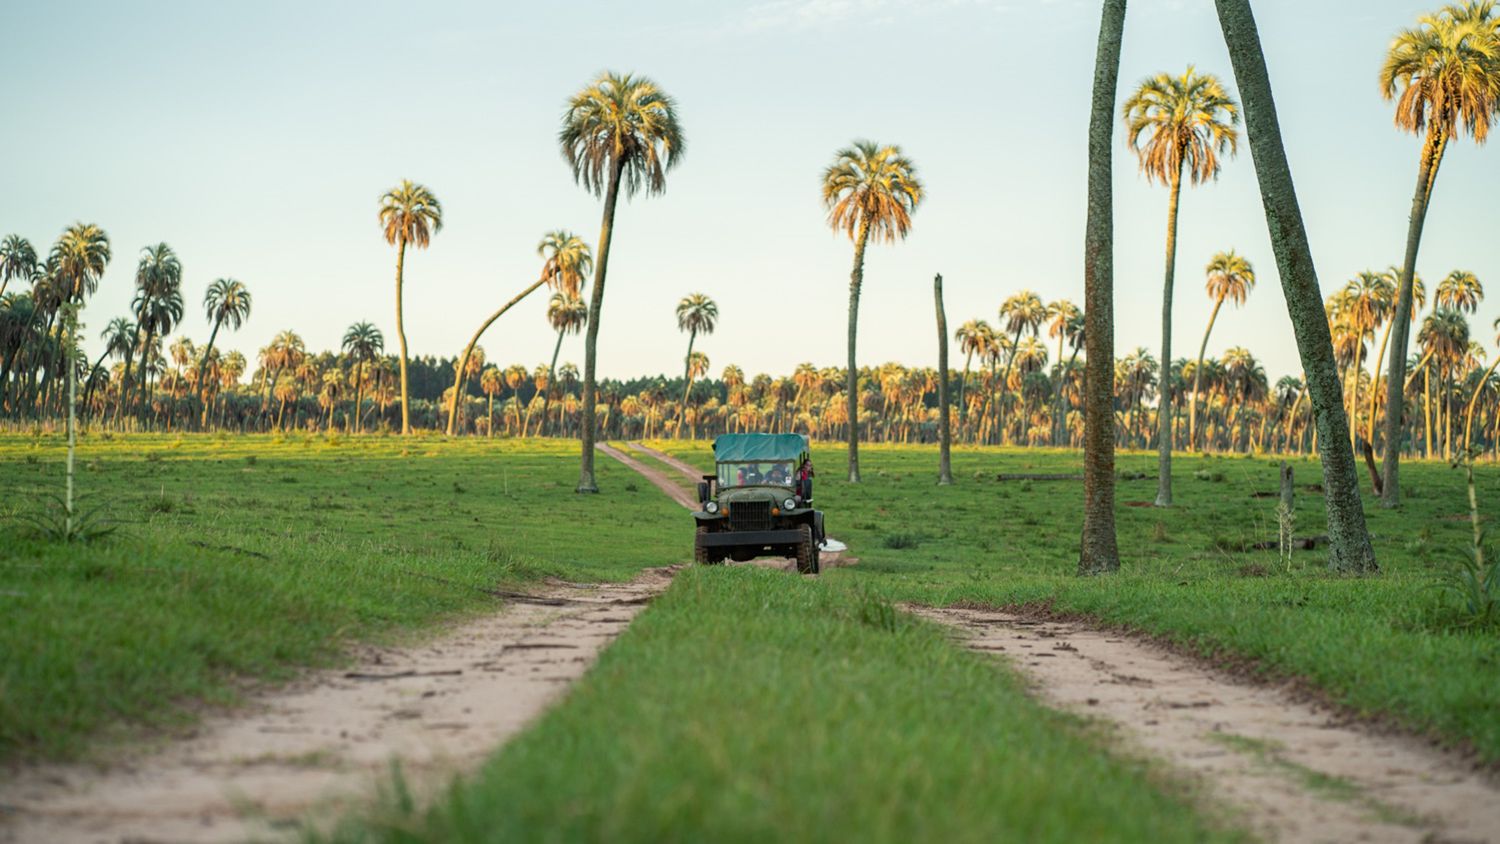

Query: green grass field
3 433 1497 841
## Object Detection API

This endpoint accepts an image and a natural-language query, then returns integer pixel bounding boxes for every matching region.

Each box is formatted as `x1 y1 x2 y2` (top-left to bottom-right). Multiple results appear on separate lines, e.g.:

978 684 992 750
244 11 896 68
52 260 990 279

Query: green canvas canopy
712 433 809 464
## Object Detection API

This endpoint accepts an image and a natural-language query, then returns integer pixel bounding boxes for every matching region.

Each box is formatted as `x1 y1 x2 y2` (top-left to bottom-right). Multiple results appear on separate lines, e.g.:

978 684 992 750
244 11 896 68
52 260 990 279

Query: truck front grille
728 500 772 531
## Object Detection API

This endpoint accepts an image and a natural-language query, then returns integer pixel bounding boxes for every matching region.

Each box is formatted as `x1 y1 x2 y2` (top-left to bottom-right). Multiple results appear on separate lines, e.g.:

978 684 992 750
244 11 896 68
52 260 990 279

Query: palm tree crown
52 224 112 302
379 180 443 248
821 140 924 243
1123 66 1240 185
676 293 718 336
1436 269 1484 312
1205 250 1256 305
204 278 252 330
559 71 684 198
537 230 593 296
1382 5 1500 147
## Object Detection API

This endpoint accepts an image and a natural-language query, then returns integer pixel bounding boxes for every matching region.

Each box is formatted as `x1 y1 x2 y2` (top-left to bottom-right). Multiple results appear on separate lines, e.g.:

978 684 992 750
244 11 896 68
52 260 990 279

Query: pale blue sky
3 0 1497 383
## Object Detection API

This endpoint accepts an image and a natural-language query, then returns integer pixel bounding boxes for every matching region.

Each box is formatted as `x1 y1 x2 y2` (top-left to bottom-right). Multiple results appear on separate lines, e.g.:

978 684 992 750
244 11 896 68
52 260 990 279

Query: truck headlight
705 501 719 514
783 498 797 510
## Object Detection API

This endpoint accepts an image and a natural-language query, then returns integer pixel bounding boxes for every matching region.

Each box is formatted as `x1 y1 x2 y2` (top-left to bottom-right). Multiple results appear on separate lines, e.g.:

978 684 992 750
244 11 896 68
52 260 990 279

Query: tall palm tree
954 318 989 429
675 292 718 417
684 351 710 438
561 71 684 491
0 235 37 299
196 278 252 427
1123 65 1240 506
997 290 1046 444
542 291 589 436
86 316 135 418
1342 271 1390 444
1189 250 1255 449
1363 267 1408 446
1080 0 1126 575
444 230 591 436
821 140 924 482
1379 2 1499 505
379 179 443 434
342 321 383 433
480 366 503 436
48 223 110 535
1213 0 1378 573
129 243 183 419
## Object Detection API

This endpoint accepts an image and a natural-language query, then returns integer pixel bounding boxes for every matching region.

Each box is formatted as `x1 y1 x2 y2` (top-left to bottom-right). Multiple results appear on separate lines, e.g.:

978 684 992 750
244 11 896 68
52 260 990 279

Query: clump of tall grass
1441 449 1500 627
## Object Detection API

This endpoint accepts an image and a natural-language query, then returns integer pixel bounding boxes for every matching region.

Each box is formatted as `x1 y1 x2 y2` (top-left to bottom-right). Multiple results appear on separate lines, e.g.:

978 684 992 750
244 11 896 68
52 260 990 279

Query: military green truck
693 433 824 574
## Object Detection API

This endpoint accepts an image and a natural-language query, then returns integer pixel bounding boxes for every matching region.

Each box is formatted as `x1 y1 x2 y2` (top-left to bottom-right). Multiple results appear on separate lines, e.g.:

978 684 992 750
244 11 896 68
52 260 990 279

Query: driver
765 464 790 485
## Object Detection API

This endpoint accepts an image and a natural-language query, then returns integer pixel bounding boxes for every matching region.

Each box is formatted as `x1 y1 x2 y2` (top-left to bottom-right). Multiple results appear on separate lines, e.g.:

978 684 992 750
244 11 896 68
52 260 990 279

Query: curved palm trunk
197 316 224 429
1079 0 1125 575
80 344 114 422
539 329 566 437
444 275 550 436
845 218 872 483
1347 335 1363 447
1155 165 1183 506
134 327 157 424
577 156 626 493
935 273 953 484
1215 0 1377 573
679 330 698 428
1380 131 1448 504
1189 295 1225 451
996 328 1023 445
394 237 412 435
1366 319 1393 446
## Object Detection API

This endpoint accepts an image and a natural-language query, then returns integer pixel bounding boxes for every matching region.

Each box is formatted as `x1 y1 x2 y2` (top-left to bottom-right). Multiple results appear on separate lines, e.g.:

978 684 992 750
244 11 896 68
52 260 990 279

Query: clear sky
4 0 1497 384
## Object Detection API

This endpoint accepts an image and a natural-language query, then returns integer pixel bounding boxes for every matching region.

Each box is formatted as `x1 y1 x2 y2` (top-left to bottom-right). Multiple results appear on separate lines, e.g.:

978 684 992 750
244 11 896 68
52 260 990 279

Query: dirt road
915 605 1500 843
1 569 673 844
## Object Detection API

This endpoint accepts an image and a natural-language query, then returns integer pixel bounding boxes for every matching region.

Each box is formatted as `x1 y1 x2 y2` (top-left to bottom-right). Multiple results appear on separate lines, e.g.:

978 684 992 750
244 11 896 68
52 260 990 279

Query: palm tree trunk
134 327 156 423
1380 131 1448 504
1154 164 1183 507
197 317 224 429
577 156 626 493
997 328 1023 446
352 367 364 434
445 275 550 436
1215 0 1377 573
394 237 412 435
957 350 973 432
1347 335 1362 446
1424 368 1433 457
680 329 697 422
542 328 565 437
1366 318 1393 447
1079 0 1125 575
1190 295 1224 450
845 217 872 483
65 313 77 535
1462 357 1500 450
935 273 953 484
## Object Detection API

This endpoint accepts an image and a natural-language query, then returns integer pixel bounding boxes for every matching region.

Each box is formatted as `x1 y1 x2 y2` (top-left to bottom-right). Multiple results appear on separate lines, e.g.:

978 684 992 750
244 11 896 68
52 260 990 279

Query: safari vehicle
693 433 825 574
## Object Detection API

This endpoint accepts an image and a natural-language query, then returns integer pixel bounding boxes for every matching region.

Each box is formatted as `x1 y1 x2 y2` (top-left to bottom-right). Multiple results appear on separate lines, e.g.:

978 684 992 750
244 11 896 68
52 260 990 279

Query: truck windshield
718 461 795 488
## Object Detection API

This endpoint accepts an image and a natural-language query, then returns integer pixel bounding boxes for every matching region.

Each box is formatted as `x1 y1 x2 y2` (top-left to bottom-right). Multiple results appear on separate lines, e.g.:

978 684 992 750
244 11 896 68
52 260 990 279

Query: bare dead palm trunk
1380 132 1447 505
1215 0 1377 574
1079 0 1126 575
445 275 550 436
394 237 412 435
846 218 871 483
577 157 625 493
1155 166 1183 507
935 273 953 485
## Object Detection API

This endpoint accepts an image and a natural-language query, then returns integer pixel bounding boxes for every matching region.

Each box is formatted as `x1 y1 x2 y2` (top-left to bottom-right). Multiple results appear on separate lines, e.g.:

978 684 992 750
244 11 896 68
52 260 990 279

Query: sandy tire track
912 604 1500 844
0 568 675 844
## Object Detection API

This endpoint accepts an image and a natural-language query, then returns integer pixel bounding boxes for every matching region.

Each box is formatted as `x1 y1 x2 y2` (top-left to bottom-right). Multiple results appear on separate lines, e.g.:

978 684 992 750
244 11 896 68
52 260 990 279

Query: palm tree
934 274 954 484
561 71 684 491
86 316 135 418
1342 271 1390 445
1379 3 1500 505
675 292 718 420
1213 0 1378 573
379 179 443 434
445 230 591 436
341 321 383 433
196 278 252 427
0 235 37 298
1436 269 1484 313
684 351 710 438
542 291 588 436
1123 65 1240 506
1189 251 1255 450
822 140 924 482
1462 313 1500 448
127 243 183 419
480 366 503 436
1364 267 1408 446
48 223 110 535
1079 0 1126 575
954 318 989 430
997 291 1046 444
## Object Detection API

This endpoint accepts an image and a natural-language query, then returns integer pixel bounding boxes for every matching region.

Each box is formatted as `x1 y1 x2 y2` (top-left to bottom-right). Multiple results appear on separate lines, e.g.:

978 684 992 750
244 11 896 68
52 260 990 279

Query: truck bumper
697 529 804 548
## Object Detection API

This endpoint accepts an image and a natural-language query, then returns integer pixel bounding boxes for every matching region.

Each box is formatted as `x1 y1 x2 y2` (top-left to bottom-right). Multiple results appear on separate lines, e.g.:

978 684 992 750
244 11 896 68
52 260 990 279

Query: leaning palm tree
196 278 252 427
676 292 718 416
0 235 37 299
85 316 135 418
561 71 684 491
129 243 183 420
342 321 384 433
1123 65 1240 506
542 290 588 436
822 140 924 482
48 223 110 536
1378 3 1499 506
379 179 443 435
1189 251 1254 449
1079 0 1126 575
1213 0 1377 573
444 230 592 436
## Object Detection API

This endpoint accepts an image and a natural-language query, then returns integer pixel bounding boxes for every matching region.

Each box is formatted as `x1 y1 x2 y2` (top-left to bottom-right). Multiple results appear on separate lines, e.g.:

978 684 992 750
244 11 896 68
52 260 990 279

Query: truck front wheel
695 525 724 566
794 524 819 575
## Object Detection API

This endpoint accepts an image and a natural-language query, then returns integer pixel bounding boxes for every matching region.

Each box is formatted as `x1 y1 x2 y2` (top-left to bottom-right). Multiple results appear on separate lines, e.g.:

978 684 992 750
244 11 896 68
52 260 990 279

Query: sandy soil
0 569 674 844
912 605 1500 844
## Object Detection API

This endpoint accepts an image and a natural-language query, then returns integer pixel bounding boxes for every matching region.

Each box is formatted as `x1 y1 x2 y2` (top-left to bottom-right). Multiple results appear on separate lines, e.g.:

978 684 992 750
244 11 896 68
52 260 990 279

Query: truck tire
695 525 724 566
794 524 819 575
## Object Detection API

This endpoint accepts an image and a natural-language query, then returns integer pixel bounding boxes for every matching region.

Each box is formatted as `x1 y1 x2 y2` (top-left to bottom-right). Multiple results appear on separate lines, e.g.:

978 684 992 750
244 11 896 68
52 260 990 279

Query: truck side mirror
697 481 710 504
